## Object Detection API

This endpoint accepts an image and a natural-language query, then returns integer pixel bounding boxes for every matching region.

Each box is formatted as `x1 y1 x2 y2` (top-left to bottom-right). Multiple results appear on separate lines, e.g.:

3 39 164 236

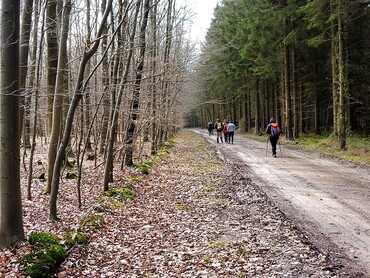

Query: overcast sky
179 0 220 42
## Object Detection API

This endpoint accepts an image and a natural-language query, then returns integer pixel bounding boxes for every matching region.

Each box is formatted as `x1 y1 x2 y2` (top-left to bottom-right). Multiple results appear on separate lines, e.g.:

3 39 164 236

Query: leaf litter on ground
1 130 353 277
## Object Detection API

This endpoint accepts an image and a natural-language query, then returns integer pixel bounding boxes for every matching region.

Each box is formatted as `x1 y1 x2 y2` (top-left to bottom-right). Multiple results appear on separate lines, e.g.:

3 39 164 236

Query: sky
180 0 220 42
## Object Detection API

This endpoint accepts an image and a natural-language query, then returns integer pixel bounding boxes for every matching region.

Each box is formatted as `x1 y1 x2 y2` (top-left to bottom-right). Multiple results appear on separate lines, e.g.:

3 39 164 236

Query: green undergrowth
103 187 134 199
242 132 370 165
155 137 175 156
134 160 156 174
18 231 88 278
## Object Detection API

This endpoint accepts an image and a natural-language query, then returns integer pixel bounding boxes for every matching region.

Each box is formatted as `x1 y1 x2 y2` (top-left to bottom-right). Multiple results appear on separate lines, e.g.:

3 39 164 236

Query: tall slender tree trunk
46 0 58 135
0 0 24 248
254 78 260 134
99 0 110 155
49 0 113 220
19 0 34 147
84 0 92 151
103 0 136 190
313 63 320 135
292 47 299 138
124 0 150 166
27 0 42 200
150 0 158 155
47 0 71 194
337 0 346 150
158 0 173 148
330 0 338 136
284 20 293 139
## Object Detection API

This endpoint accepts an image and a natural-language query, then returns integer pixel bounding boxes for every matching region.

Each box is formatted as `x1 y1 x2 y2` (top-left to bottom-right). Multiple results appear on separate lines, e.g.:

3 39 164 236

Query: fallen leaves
1 130 350 277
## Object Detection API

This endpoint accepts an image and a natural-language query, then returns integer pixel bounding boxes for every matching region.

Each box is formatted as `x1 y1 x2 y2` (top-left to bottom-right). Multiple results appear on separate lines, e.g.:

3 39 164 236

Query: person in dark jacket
266 117 281 157
207 121 214 136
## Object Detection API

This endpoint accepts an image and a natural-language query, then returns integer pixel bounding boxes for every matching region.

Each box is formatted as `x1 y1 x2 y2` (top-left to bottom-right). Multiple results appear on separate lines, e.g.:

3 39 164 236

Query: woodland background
193 0 370 152
0 0 369 257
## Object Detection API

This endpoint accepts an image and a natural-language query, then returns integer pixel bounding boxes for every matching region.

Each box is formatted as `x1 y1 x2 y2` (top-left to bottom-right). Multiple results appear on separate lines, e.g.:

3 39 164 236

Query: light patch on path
193 129 370 273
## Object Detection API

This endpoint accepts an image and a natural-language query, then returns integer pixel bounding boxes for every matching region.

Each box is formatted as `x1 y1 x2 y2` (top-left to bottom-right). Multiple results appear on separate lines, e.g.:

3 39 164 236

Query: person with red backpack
266 117 281 157
222 119 229 143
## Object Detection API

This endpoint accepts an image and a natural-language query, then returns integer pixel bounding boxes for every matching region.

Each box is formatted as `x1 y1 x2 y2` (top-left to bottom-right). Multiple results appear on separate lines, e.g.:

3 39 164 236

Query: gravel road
193 129 370 276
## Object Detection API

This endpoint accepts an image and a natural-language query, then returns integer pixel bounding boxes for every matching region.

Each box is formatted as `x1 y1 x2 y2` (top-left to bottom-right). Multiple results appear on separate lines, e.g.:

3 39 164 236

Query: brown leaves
1 131 346 277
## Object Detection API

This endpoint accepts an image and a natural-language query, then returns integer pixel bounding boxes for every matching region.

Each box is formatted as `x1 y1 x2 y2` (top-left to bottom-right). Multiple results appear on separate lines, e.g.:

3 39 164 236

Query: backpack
271 122 280 136
216 122 222 131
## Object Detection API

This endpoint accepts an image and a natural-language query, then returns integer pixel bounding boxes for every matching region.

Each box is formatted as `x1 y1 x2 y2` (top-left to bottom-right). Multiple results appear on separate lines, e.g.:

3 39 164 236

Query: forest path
193 128 370 274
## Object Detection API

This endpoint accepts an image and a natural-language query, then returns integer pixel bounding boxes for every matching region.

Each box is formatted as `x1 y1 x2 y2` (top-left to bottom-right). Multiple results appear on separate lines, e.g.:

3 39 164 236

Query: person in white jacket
227 121 236 144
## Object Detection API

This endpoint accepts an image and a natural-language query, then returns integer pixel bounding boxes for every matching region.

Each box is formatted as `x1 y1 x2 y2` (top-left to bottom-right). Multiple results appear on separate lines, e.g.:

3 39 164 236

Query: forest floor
1 129 368 277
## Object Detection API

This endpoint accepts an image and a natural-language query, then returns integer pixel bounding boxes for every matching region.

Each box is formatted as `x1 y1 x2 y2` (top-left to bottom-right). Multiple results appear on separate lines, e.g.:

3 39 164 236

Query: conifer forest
195 0 370 150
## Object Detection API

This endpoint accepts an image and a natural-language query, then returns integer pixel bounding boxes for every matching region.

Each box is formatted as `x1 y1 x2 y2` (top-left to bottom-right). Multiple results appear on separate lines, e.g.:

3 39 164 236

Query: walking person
266 117 281 157
207 121 214 136
227 121 236 144
223 119 229 143
214 119 223 143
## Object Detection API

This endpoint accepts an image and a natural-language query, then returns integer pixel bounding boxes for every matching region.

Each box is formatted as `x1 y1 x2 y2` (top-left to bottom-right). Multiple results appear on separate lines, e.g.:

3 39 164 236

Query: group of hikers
206 116 282 158
206 119 237 144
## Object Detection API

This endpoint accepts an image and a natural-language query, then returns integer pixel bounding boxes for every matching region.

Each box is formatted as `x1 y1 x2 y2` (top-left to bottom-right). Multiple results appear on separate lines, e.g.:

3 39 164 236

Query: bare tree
46 0 59 135
124 0 150 166
47 0 71 195
49 0 113 220
27 0 43 200
20 0 34 147
103 0 140 189
0 0 24 248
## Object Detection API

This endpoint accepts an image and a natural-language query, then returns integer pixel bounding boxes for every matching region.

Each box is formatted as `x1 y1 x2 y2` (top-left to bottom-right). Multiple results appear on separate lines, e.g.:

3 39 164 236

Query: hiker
223 119 229 143
266 117 281 157
214 119 223 143
227 121 236 144
207 121 214 136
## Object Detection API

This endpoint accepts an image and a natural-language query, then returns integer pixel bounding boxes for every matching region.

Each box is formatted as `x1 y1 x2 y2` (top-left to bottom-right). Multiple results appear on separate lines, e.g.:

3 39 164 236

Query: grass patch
174 204 185 211
103 187 134 199
63 231 88 248
202 255 211 264
134 160 156 174
122 176 142 183
208 240 228 249
79 214 105 232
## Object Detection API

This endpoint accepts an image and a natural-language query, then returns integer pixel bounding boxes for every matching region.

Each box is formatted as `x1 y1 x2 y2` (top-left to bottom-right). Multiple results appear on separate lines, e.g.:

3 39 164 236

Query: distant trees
0 0 195 221
195 0 370 149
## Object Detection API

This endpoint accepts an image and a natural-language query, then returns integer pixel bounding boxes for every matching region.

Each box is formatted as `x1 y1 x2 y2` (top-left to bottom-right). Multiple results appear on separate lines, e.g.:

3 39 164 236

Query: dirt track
193 129 370 275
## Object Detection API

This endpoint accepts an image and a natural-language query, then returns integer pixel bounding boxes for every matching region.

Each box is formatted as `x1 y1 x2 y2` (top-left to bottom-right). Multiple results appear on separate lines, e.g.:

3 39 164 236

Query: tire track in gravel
192 129 370 276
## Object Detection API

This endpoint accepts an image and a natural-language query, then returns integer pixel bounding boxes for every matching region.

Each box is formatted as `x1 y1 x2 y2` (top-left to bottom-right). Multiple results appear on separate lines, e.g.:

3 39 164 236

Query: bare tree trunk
49 0 113 220
292 47 299 138
284 20 293 139
0 0 24 248
46 0 58 134
330 0 338 136
156 0 173 147
83 0 92 151
124 0 150 166
47 0 71 194
254 78 260 134
98 0 110 155
27 0 42 200
313 63 320 135
103 0 136 190
337 0 346 150
19 0 34 147
150 0 158 155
